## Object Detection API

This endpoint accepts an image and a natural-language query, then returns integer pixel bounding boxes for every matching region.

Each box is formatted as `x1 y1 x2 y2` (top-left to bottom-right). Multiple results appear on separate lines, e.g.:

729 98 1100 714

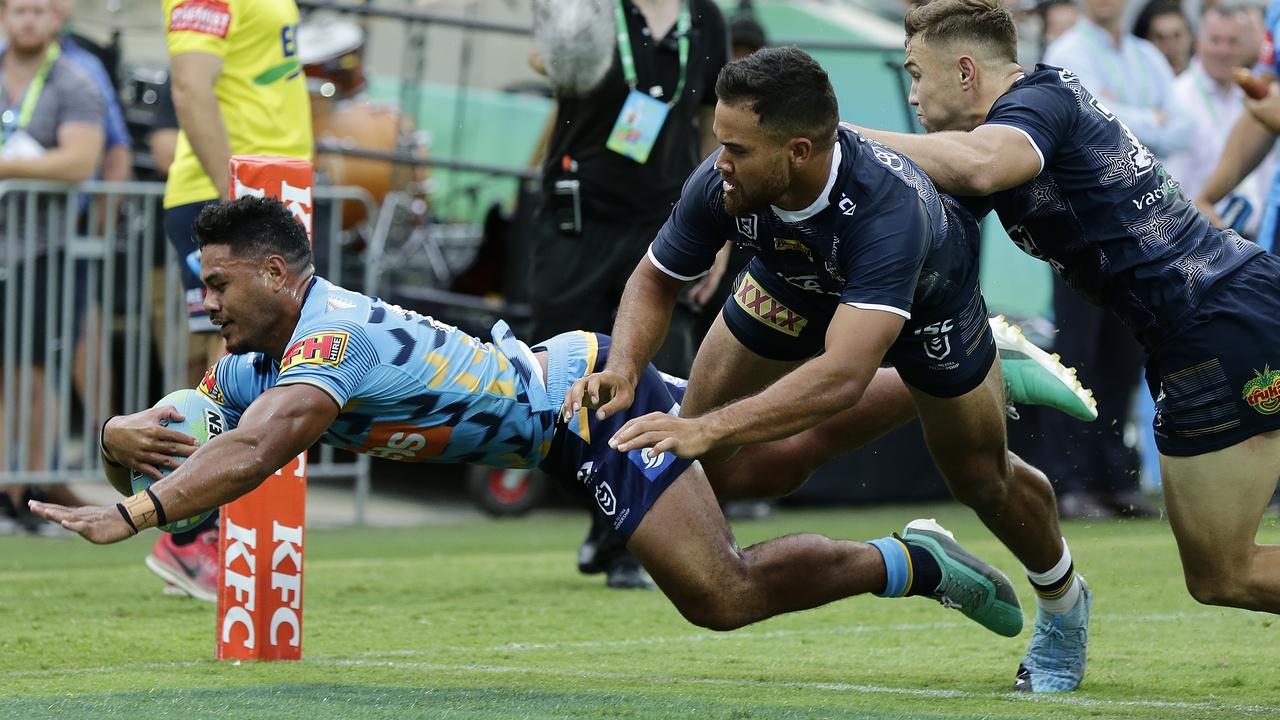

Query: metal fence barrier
0 180 380 524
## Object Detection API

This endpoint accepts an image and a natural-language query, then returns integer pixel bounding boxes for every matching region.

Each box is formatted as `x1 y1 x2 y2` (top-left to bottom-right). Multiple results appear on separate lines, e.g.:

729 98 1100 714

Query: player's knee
1184 566 1252 608
1185 571 1235 607
671 570 755 631
946 463 1010 510
678 599 748 631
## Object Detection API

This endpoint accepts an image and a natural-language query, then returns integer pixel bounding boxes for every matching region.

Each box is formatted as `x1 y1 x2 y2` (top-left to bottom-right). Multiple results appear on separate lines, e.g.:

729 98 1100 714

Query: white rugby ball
129 388 226 533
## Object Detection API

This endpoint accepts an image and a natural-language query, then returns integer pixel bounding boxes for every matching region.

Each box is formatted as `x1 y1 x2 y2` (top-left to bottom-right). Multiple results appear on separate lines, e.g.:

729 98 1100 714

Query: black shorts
164 200 218 333
536 331 693 542
720 259 995 398
1146 252 1280 456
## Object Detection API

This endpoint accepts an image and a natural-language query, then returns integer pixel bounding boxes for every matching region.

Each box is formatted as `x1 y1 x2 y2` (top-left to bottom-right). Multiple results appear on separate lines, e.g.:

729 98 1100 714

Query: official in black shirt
530 0 728 590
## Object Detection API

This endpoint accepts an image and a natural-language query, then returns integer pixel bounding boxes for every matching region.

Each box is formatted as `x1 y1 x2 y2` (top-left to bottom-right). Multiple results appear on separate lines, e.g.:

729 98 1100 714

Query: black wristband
100 416 123 468
144 487 168 528
116 502 138 533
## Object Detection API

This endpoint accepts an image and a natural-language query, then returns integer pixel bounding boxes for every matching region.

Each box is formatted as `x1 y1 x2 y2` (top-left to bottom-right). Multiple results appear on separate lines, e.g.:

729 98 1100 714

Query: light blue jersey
197 277 554 468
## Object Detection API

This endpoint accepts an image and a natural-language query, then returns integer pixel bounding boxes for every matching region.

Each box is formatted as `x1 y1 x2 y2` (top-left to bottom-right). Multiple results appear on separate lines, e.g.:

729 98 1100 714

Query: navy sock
870 535 941 597
902 540 942 597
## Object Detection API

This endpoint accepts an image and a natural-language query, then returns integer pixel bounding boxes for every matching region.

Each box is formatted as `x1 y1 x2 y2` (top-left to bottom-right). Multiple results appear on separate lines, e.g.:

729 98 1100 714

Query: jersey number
1089 98 1155 177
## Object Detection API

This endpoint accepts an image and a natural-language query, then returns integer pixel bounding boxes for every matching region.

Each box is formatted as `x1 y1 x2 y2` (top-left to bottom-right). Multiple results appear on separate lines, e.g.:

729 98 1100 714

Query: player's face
904 36 971 133
713 101 791 216
199 244 284 355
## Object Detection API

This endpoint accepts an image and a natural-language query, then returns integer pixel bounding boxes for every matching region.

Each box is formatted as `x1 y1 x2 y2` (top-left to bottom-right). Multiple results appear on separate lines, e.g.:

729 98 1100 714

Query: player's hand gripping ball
129 389 226 532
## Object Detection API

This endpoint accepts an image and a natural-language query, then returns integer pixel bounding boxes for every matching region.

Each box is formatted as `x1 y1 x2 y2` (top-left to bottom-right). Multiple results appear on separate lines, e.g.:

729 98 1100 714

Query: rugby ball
129 389 227 533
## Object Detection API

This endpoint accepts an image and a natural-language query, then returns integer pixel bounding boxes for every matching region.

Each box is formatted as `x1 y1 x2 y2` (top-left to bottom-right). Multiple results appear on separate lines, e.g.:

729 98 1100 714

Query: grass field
2 504 1278 719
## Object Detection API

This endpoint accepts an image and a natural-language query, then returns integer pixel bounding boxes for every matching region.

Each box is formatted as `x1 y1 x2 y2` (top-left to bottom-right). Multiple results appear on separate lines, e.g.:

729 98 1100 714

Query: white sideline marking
5 653 1279 715
312 658 1280 715
350 610 1232 655
1 609 1238 678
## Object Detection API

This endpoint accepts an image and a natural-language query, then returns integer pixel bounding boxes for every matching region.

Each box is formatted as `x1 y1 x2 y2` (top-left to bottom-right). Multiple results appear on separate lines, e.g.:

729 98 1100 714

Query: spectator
51 0 129 182
530 0 727 589
1047 0 1193 157
0 0 104 531
147 79 178 180
1166 5 1259 206
728 12 766 61
1241 2 1268 64
1043 0 1081 46
1040 0 1172 519
1197 0 1280 254
1019 0 1080 67
1134 0 1195 75
149 0 312 602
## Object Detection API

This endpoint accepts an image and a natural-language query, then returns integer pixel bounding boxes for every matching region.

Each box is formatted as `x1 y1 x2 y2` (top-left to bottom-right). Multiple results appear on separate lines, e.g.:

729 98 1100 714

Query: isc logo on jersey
169 0 231 38
280 332 349 372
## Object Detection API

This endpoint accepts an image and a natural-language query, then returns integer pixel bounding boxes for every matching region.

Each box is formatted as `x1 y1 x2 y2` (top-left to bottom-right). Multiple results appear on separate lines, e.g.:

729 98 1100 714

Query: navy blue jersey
649 125 977 321
978 65 1264 346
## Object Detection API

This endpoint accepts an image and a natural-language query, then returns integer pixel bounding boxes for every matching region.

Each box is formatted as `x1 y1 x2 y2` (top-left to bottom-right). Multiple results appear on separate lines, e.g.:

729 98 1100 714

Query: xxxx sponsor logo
1243 366 1280 415
734 272 807 337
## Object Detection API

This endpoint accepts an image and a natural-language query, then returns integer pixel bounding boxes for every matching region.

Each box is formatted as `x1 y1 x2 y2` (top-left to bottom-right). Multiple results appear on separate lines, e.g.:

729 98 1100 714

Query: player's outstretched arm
564 256 685 421
610 305 902 457
31 384 338 545
849 123 1041 197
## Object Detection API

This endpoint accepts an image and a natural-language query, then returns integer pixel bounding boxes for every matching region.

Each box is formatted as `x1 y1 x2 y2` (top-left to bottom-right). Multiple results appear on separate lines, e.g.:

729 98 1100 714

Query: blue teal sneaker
899 519 1024 638
991 316 1098 422
1015 577 1091 692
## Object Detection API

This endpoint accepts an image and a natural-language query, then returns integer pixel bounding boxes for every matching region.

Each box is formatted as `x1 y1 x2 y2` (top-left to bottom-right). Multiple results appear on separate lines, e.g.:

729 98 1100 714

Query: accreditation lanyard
614 0 692 106
0 43 60 148
1079 24 1150 108
1191 64 1226 128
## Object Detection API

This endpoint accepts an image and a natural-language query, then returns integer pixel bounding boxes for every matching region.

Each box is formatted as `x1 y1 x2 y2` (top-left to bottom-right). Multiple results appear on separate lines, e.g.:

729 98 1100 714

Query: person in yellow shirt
154 0 311 600
163 0 312 380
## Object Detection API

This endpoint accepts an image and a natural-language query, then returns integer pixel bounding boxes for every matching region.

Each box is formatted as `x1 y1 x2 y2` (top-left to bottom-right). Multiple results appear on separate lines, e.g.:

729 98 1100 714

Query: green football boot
991 315 1098 422
899 518 1024 638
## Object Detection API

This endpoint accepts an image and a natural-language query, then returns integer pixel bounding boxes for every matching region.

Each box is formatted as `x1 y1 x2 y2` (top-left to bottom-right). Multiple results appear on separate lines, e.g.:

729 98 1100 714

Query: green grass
2 505 1279 719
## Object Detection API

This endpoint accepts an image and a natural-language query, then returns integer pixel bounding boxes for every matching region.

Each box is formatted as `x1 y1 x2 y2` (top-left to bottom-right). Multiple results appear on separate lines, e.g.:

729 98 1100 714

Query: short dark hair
193 196 312 272
729 15 768 53
1133 0 1189 41
714 46 838 150
904 0 1019 64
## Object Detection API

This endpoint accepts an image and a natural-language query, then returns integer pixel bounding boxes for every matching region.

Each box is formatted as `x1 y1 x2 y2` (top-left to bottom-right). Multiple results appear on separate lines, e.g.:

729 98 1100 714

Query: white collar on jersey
770 142 842 223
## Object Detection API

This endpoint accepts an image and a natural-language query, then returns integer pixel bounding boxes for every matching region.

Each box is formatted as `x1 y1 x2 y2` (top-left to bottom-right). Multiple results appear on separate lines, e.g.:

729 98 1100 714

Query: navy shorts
720 258 995 398
1146 252 1280 456
535 332 694 542
164 200 219 333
